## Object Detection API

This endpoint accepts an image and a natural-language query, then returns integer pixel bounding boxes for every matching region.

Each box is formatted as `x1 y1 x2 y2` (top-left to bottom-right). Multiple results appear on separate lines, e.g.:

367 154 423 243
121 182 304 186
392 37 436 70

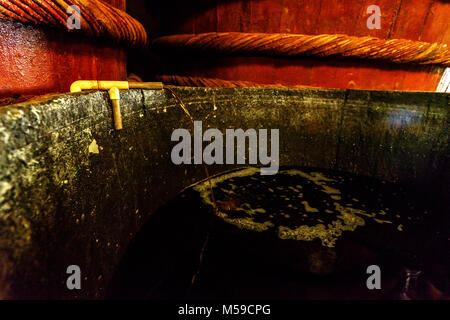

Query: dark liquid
108 167 449 299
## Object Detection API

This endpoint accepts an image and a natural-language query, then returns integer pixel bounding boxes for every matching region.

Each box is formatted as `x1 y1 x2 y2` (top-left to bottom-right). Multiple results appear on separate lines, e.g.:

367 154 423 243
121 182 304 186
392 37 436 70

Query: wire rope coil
153 32 450 67
0 0 147 46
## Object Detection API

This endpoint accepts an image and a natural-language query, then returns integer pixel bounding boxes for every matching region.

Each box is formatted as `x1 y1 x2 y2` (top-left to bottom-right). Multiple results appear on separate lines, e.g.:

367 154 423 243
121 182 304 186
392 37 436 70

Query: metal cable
153 32 450 67
0 0 147 46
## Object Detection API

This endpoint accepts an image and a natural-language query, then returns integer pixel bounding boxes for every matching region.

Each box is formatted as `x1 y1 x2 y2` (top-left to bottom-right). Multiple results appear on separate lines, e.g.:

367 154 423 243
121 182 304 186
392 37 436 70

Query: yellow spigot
70 80 164 130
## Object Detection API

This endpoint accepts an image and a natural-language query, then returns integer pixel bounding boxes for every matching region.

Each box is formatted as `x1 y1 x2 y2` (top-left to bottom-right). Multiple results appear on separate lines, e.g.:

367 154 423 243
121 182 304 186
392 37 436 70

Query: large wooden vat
0 1 128 100
150 0 450 91
0 87 448 298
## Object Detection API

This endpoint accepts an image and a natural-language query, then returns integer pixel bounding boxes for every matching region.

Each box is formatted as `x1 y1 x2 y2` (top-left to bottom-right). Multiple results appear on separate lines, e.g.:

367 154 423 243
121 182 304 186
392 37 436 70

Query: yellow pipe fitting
129 82 164 90
70 80 163 93
69 80 164 130
109 87 122 130
70 80 99 93
70 80 130 92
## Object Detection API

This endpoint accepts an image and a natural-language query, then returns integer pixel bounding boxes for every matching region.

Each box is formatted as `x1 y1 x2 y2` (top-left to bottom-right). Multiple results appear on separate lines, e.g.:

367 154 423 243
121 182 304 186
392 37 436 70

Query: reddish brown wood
157 55 444 91
0 0 127 99
107 0 126 10
154 0 449 91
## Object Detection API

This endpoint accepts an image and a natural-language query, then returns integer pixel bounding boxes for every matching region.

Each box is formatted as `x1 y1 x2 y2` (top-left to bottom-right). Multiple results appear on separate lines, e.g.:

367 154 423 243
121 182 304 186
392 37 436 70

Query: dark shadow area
108 166 449 300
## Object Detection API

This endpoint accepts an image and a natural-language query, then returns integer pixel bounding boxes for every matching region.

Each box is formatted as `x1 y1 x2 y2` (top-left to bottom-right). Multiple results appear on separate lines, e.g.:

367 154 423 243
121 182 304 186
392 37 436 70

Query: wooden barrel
151 0 450 91
0 1 128 100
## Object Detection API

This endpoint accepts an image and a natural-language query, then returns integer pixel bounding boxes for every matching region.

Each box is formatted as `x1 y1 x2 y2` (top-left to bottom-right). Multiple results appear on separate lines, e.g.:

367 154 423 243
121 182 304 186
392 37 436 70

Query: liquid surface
109 167 448 299
193 167 414 248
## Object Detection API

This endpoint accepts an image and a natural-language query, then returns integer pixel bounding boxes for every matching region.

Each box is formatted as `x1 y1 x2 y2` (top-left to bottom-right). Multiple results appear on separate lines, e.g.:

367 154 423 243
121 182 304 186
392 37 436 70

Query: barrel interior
0 87 447 299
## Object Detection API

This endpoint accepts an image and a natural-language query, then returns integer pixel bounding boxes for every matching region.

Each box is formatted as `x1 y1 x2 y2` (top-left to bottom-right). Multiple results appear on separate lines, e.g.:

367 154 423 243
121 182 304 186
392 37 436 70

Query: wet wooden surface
0 0 127 99
147 0 450 91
